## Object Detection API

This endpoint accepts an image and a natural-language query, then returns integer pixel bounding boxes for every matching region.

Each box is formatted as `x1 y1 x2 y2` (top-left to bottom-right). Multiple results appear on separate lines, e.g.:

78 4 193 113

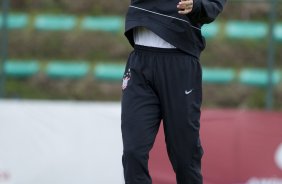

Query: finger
178 10 188 15
180 0 193 5
177 1 193 9
177 4 187 9
182 0 193 2
177 3 192 10
178 8 192 14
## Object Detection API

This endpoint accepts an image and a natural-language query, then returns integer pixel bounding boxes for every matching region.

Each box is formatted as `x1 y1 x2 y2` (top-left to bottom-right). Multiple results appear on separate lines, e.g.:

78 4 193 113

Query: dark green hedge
7 30 282 68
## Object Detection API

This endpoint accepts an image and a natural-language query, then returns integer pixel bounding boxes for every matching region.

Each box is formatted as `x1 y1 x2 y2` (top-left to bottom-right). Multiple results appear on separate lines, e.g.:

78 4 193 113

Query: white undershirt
133 27 176 48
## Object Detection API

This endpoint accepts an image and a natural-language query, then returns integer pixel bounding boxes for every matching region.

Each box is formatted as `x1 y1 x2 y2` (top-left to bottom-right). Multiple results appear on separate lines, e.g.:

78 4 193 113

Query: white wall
0 100 124 184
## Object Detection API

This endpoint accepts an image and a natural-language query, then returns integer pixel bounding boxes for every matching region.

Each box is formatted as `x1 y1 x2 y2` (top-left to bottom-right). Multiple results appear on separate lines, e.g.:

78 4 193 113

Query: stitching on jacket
129 5 201 31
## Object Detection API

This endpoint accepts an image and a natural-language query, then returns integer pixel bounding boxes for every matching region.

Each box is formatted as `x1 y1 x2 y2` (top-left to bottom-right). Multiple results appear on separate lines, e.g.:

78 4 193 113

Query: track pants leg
121 50 162 184
155 49 203 184
121 45 203 184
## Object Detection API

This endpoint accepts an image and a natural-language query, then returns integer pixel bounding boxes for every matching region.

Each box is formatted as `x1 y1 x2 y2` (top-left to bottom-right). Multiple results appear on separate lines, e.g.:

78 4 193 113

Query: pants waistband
134 44 186 54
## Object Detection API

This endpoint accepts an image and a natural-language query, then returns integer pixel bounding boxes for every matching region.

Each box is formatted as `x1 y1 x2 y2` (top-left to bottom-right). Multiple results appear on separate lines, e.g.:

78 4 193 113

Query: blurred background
0 0 281 109
0 0 282 184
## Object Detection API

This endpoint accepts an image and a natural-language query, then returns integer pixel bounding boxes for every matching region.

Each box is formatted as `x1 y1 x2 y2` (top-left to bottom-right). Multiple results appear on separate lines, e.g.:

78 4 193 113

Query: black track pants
121 45 203 184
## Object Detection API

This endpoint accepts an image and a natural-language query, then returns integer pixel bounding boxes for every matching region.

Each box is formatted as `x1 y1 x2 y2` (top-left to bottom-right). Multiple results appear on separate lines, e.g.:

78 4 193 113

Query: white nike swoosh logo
185 89 193 95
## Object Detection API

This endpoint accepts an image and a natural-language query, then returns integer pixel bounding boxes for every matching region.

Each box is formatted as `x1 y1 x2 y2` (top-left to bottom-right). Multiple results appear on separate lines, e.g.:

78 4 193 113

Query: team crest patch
122 68 131 90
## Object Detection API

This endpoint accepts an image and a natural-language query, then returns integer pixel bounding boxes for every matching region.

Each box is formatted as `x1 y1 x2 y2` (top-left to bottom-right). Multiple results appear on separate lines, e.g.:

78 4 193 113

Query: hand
177 0 193 15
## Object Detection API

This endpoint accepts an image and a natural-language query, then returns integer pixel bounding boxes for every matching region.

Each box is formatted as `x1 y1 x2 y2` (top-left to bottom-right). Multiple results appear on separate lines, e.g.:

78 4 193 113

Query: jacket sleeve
187 0 227 24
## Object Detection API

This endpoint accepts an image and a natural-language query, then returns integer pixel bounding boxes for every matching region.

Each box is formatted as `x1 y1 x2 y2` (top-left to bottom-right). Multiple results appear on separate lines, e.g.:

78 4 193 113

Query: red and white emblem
122 68 131 90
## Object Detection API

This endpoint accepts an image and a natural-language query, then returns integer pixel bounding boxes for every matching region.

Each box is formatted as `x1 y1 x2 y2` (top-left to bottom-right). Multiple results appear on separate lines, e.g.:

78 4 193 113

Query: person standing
121 0 226 183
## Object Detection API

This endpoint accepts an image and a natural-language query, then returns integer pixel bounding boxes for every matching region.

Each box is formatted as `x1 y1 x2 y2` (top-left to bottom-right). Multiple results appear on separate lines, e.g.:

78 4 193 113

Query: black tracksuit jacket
125 0 227 58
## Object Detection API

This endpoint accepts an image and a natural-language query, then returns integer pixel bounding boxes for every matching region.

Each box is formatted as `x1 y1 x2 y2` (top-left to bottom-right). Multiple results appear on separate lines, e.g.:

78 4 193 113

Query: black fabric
124 0 226 58
121 45 204 184
188 0 226 24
